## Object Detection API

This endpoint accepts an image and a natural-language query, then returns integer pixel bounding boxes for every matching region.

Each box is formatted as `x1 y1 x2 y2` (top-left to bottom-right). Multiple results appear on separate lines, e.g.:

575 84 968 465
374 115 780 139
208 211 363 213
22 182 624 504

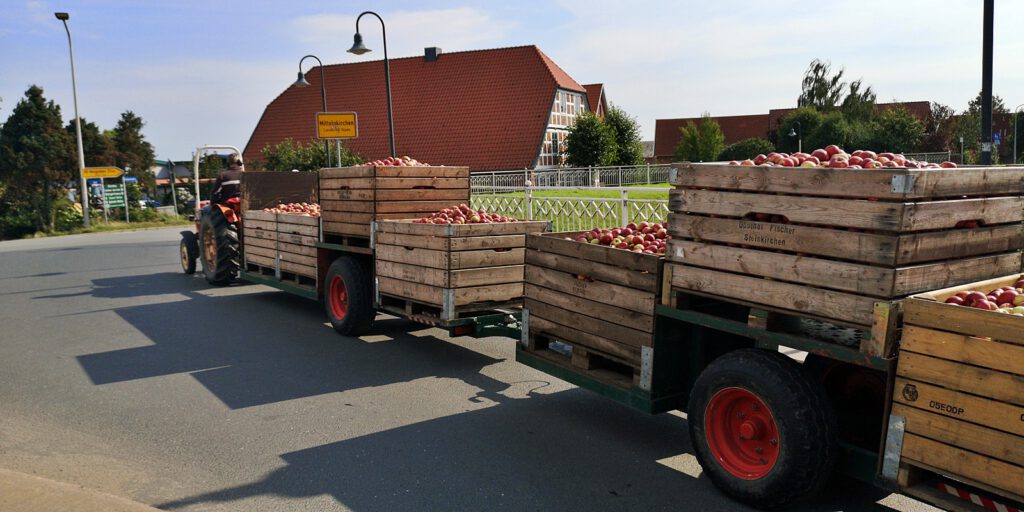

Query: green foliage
922 103 957 152
68 117 116 166
674 113 725 162
775 108 823 153
718 138 775 161
259 138 361 172
840 79 877 121
798 59 847 110
111 111 156 192
776 103 922 154
603 105 645 165
54 199 83 231
199 154 225 179
869 104 924 153
0 85 76 233
564 113 617 167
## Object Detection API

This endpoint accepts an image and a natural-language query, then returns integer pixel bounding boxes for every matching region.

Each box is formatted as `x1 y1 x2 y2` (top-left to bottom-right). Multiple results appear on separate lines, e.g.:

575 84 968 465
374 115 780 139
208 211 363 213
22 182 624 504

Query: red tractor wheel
688 349 837 510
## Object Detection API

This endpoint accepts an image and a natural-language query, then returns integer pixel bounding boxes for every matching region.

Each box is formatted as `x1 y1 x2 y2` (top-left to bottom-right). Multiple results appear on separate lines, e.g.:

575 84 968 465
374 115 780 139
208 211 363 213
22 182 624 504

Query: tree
921 103 956 152
775 108 824 153
111 111 156 193
955 91 1009 164
868 104 924 153
674 113 725 162
67 117 116 166
798 59 846 110
259 138 361 172
840 79 877 121
564 113 617 167
0 86 75 233
718 138 775 161
602 105 644 165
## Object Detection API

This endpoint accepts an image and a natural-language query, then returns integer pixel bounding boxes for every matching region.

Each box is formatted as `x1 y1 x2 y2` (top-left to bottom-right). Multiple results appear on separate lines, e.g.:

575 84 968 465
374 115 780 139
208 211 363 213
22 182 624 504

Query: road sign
104 184 126 207
82 166 124 179
316 112 358 139
994 132 1001 145
87 179 101 186
124 176 138 183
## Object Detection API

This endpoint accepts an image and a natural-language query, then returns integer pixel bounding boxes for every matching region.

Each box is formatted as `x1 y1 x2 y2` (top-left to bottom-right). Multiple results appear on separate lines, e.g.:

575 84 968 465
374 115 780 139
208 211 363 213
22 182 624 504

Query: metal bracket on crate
880 414 907 482
639 346 654 391
668 166 678 185
369 221 377 249
442 288 456 321
890 174 917 194
520 308 530 347
274 254 281 280
373 277 380 306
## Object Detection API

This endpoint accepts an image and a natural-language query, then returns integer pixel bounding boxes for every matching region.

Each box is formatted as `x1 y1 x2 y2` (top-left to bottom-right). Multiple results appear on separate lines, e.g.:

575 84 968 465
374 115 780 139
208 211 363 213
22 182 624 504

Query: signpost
83 167 124 223
316 112 359 139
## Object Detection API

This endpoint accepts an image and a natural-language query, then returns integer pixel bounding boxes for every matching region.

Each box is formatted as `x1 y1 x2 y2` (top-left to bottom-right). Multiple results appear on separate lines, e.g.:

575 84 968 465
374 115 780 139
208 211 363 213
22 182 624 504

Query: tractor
179 145 242 285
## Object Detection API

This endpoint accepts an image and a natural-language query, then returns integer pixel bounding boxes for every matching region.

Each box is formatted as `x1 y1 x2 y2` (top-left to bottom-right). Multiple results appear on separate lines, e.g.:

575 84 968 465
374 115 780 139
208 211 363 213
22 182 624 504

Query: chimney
424 47 442 62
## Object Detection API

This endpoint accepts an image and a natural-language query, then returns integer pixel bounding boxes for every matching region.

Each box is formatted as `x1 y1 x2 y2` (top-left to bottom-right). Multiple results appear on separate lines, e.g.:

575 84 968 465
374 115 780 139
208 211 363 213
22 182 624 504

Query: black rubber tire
179 231 198 275
323 255 374 336
199 208 239 285
688 349 838 510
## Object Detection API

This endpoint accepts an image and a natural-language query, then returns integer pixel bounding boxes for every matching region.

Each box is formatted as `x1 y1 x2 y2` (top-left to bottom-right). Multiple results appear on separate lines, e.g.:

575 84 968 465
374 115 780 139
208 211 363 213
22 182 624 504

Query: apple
811 148 829 161
824 145 843 157
944 296 965 305
965 291 987 305
940 161 958 168
848 155 864 166
753 154 768 165
974 300 998 311
997 289 1018 305
599 233 613 245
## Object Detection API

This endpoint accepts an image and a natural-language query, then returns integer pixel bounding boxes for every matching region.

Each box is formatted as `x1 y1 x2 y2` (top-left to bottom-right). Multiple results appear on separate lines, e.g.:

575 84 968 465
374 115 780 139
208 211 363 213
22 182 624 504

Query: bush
54 200 84 231
718 138 775 161
0 209 36 239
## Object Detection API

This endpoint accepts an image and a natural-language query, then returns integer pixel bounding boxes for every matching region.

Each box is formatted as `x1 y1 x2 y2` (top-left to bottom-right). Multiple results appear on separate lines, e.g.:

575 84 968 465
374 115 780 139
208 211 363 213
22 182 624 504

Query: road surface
0 228 937 511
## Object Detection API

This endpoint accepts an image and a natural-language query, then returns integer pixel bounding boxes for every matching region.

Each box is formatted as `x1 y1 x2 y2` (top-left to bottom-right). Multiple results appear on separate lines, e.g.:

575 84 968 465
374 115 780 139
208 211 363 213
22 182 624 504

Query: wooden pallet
524 232 663 370
666 162 1024 357
242 210 318 280
376 293 521 327
319 165 471 238
890 274 1024 503
374 219 548 321
522 330 640 390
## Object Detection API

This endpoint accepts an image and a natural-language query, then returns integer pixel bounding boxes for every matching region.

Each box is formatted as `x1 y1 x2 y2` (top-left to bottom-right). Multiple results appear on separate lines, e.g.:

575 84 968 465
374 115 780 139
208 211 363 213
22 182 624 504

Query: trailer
181 162 1024 512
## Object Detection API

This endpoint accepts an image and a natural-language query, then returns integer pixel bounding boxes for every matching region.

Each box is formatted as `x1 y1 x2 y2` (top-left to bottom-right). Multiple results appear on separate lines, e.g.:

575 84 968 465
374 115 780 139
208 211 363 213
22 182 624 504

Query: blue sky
2 0 1022 160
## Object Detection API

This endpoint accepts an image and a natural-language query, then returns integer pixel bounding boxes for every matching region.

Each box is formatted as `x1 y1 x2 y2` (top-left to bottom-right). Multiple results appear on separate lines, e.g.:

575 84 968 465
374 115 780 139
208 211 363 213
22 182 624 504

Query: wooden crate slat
374 188 471 202
243 210 276 222
895 224 1023 265
374 200 468 214
373 177 469 189
912 166 1024 198
320 177 374 189
526 246 658 293
900 432 1024 498
245 254 316 278
525 264 655 316
376 260 523 288
670 264 878 326
378 275 443 305
376 232 448 251
905 297 1024 346
274 214 319 227
373 166 469 178
322 221 370 237
897 351 1024 407
525 283 654 334
274 223 318 237
376 244 448 269
450 248 525 270
320 188 375 201
245 246 316 267
319 166 375 178
243 219 278 232
894 404 1024 467
901 325 1024 377
449 234 526 251
320 199 374 213
526 298 649 349
892 377 1024 437
321 211 374 224
526 233 660 274
454 282 522 306
892 252 1023 296
527 314 641 365
375 260 447 287
277 232 318 246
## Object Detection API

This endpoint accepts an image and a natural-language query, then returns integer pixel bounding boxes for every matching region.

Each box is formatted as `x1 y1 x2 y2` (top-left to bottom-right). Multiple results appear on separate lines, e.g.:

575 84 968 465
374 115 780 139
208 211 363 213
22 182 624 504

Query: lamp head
293 71 311 88
788 128 797 137
348 33 371 55
54 12 69 20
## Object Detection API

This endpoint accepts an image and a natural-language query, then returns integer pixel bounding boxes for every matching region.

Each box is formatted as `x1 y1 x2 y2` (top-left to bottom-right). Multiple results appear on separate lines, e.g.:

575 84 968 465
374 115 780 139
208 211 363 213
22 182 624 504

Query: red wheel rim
705 387 780 480
328 275 348 320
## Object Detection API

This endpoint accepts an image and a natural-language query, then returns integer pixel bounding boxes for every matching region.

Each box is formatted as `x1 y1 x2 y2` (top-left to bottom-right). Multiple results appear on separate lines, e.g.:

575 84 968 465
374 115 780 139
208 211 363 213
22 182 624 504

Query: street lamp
788 121 802 153
55 11 90 227
1014 103 1024 165
348 11 396 158
293 55 331 167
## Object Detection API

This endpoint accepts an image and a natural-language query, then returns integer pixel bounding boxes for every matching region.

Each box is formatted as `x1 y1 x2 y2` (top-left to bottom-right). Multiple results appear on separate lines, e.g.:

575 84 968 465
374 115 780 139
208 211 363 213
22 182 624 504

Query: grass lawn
40 216 192 237
476 183 670 200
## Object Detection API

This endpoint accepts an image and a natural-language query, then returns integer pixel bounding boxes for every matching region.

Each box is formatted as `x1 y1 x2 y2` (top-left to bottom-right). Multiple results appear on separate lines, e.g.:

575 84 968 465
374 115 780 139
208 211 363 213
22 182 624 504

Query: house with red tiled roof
244 45 597 172
583 84 607 118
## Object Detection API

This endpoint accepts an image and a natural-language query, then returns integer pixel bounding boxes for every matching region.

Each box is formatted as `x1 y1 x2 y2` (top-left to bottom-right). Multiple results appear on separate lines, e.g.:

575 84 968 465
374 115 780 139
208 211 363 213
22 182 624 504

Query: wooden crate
523 232 663 385
373 219 549 321
319 165 470 241
666 162 1024 356
891 274 1024 503
242 210 318 281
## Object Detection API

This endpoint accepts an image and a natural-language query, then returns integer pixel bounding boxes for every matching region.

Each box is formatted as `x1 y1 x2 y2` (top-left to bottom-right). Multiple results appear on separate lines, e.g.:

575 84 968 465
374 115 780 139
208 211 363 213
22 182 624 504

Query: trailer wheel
688 349 837 510
324 256 374 336
180 231 198 275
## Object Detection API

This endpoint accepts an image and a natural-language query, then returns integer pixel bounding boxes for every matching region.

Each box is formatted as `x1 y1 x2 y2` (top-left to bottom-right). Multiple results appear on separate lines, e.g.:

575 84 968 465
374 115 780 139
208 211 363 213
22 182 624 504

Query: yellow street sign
316 112 359 139
82 167 124 179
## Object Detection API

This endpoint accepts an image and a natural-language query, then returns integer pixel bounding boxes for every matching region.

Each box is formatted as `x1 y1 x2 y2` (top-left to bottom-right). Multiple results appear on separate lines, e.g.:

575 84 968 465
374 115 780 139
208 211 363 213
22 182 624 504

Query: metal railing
470 164 672 192
470 186 670 232
903 151 953 164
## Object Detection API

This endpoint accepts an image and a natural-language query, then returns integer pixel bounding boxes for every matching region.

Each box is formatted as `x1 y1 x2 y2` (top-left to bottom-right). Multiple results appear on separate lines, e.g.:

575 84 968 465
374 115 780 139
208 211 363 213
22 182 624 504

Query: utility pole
55 12 90 227
980 0 994 165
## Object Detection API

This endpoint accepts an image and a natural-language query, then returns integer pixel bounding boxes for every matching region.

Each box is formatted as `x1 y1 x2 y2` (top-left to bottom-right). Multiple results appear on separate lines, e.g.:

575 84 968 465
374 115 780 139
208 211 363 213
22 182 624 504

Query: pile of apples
412 204 518 224
367 155 428 166
568 221 669 254
262 202 320 217
728 145 957 169
943 278 1024 315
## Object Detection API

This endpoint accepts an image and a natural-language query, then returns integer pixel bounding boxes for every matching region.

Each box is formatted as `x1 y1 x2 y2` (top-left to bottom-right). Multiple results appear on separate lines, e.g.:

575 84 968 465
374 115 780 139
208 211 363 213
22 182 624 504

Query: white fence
471 164 672 192
470 187 670 232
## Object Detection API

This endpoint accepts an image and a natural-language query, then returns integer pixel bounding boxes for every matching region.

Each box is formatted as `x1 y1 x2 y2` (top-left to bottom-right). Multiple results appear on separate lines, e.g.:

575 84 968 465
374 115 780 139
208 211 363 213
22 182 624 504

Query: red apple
965 291 987 305
811 149 829 161
753 154 768 165
940 161 957 168
825 145 843 157
945 296 965 305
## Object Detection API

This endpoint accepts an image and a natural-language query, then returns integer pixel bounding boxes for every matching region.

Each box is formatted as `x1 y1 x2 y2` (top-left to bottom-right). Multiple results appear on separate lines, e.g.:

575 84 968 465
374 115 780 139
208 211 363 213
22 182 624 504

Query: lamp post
788 121 802 153
55 12 90 227
293 55 331 167
1014 104 1024 165
348 11 396 158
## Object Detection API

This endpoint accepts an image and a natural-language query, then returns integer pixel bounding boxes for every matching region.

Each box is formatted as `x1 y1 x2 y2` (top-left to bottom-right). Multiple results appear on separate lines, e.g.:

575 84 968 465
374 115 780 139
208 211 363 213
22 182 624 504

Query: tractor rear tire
180 231 198 275
687 349 838 510
199 207 239 285
324 255 374 336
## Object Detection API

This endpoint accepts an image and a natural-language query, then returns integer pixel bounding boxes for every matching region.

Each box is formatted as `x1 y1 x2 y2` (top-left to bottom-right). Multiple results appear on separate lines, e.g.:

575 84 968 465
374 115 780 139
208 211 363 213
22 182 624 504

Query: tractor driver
211 152 244 205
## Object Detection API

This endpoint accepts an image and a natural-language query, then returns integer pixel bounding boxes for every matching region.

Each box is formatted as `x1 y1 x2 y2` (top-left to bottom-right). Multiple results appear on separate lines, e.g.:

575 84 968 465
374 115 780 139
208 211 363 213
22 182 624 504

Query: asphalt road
0 228 938 512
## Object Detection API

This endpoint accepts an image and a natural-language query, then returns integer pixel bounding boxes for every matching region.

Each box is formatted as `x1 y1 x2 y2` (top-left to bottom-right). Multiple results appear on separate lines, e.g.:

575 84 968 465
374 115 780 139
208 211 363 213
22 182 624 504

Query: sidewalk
0 469 162 512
